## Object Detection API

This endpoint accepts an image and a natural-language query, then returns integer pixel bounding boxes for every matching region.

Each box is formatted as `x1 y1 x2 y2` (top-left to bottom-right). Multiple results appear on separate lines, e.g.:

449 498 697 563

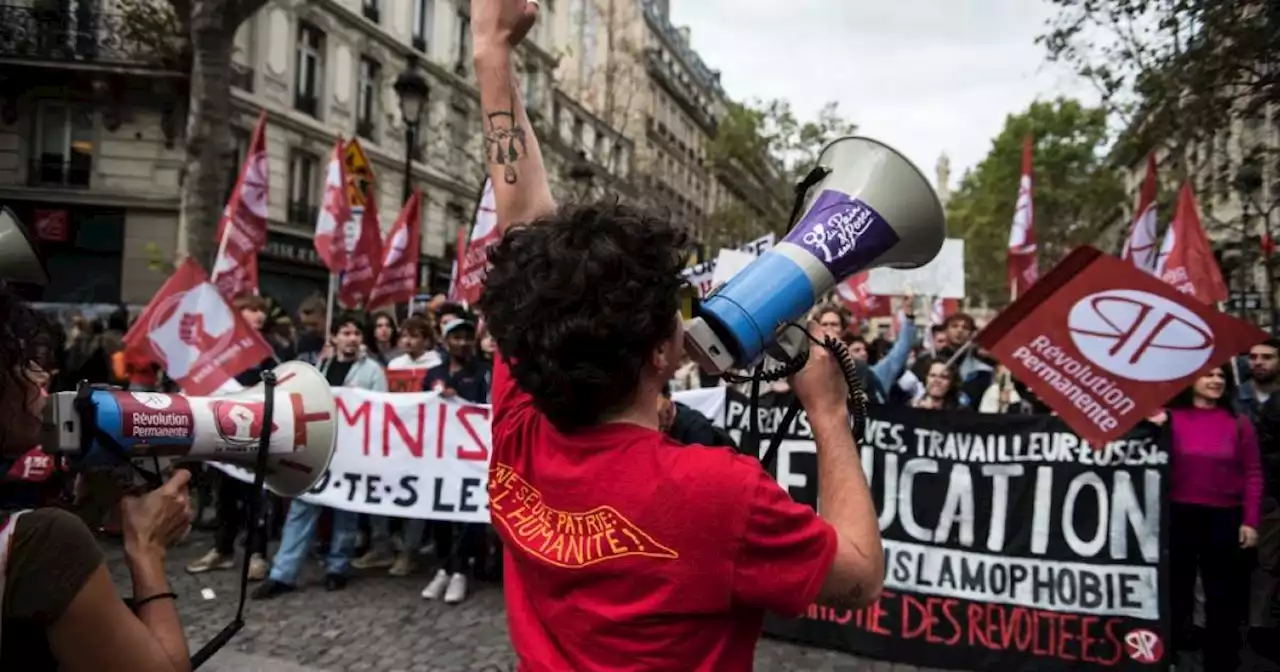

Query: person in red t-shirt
468 2 885 670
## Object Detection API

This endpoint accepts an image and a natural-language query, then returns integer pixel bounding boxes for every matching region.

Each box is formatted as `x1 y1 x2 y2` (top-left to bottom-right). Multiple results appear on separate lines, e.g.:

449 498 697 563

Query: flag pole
325 272 337 335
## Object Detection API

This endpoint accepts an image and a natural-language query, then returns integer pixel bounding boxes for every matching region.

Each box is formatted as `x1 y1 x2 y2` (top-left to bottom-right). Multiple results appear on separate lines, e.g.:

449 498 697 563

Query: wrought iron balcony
0 3 186 71
28 158 91 188
644 48 717 135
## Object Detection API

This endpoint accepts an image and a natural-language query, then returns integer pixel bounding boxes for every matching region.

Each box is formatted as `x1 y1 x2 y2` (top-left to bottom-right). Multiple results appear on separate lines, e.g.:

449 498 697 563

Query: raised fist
178 313 219 352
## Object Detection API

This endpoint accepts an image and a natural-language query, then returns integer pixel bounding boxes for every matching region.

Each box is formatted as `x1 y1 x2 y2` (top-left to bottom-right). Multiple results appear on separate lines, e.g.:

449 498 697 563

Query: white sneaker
421 569 449 600
443 572 468 604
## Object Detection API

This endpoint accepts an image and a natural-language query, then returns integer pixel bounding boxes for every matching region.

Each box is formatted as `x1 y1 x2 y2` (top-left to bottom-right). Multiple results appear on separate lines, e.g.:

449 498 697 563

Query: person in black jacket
187 295 277 579
659 385 737 449
420 317 492 605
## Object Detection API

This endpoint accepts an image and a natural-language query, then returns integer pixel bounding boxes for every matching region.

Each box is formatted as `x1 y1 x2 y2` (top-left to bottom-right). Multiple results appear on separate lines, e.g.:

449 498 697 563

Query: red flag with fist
124 259 273 395
977 246 1265 448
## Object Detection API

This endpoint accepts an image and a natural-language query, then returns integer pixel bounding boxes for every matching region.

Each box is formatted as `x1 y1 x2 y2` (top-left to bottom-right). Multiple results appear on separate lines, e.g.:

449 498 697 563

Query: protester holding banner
255 312 387 599
1157 362 1264 672
469 2 883 668
186 294 286 580
909 360 967 410
420 316 491 605
368 311 400 366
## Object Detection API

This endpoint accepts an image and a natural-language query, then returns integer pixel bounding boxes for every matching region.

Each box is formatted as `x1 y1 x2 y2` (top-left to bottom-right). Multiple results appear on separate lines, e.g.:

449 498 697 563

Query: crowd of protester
16 289 1280 669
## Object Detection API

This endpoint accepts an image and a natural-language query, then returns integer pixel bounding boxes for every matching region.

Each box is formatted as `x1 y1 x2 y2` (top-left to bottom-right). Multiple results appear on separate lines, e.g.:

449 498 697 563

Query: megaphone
42 361 336 497
684 136 946 375
0 206 50 285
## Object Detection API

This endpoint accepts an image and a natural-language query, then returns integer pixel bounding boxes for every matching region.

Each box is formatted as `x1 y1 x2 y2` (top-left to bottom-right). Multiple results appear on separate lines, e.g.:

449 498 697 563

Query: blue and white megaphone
685 136 946 375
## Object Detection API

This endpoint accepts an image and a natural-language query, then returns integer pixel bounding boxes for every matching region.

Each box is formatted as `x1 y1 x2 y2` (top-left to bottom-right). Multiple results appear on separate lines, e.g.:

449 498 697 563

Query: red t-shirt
489 356 838 671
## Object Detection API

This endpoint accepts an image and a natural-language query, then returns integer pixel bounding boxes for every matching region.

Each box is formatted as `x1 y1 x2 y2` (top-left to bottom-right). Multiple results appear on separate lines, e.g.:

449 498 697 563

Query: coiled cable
722 322 868 472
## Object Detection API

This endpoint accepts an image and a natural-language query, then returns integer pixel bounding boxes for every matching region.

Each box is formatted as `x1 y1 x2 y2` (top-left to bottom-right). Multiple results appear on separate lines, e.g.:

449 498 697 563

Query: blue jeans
268 499 360 585
368 516 427 555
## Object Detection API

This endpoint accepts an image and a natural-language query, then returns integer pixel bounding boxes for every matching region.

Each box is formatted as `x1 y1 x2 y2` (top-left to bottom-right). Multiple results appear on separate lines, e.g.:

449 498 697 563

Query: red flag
1121 153 1160 274
834 272 891 322
124 259 273 395
366 190 423 311
1262 234 1277 258
929 297 959 327
314 139 352 273
1158 182 1229 305
452 179 501 306
1007 136 1038 301
211 110 269 299
338 184 384 308
977 246 1264 448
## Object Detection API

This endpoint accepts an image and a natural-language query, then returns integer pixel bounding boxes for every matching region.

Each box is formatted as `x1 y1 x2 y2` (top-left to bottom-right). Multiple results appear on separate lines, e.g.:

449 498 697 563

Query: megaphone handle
190 371 277 670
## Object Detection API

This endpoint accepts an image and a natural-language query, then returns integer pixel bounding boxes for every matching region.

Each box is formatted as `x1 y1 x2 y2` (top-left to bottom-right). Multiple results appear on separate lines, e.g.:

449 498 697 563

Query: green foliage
1040 0 1278 184
708 99 859 193
115 0 187 65
946 98 1125 308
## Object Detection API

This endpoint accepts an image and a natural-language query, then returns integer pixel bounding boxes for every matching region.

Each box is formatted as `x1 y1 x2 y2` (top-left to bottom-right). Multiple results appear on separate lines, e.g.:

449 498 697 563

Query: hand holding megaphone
790 321 849 417
120 468 193 554
684 136 945 376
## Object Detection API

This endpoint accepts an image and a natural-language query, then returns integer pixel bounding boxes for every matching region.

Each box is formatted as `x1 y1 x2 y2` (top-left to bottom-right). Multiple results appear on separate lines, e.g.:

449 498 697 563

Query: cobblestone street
103 531 1255 672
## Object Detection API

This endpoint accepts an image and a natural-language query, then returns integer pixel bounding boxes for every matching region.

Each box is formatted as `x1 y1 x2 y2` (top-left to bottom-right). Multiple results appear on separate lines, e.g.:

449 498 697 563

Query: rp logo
212 400 278 450
1124 628 1164 664
1067 288 1214 382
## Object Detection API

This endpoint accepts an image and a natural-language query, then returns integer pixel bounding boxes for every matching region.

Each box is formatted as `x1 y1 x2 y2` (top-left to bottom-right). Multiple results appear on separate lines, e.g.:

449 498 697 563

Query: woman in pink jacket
1155 363 1262 671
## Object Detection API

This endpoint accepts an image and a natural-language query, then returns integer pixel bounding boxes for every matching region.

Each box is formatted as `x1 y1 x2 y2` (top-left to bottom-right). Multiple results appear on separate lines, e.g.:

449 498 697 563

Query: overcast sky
668 0 1098 190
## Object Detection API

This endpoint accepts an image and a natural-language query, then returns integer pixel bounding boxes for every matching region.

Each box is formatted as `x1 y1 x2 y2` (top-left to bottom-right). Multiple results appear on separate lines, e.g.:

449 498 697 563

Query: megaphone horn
0 206 50 286
42 361 337 497
684 136 946 375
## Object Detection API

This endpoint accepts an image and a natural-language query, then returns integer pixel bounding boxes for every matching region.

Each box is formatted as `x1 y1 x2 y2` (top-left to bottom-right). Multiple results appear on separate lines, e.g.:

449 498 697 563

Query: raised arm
471 0 556 231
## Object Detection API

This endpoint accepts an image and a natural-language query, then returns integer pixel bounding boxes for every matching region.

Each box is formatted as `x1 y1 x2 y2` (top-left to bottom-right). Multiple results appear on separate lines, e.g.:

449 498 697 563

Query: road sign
343 139 375 207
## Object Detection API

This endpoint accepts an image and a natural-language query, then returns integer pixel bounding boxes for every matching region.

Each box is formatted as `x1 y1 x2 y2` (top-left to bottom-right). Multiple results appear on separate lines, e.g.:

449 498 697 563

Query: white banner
214 387 726 522
867 238 966 298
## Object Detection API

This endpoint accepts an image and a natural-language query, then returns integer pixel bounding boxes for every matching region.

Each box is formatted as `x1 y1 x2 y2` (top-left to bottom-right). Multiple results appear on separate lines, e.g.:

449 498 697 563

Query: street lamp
394 56 430 206
1233 158 1277 327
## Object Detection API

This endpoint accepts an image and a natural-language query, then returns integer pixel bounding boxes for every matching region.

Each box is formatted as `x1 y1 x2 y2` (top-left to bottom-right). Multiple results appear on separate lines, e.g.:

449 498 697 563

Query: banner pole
325 273 337 335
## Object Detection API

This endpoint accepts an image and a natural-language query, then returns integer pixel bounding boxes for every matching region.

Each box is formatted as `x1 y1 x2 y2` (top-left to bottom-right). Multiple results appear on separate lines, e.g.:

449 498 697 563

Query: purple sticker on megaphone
783 189 900 280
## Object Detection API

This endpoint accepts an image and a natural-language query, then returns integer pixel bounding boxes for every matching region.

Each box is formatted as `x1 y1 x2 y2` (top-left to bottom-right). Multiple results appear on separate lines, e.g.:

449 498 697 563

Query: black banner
724 391 1170 672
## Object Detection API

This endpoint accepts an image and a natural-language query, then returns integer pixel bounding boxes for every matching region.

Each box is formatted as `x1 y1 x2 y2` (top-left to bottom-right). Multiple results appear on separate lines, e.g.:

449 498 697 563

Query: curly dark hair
0 286 60 454
478 202 690 431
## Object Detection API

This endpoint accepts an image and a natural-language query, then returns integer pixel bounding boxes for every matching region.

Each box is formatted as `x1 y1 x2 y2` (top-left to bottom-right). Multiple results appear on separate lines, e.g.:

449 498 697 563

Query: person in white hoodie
352 315 440 575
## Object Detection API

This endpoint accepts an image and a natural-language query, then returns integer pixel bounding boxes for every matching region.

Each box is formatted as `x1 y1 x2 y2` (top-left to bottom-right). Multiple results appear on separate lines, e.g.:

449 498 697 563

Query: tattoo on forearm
484 111 527 184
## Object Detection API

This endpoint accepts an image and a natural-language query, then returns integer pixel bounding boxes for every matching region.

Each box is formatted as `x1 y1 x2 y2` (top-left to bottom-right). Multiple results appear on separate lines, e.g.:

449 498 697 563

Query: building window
524 66 540 114
362 0 380 23
288 151 320 226
225 128 251 202
450 103 471 156
294 23 325 118
412 0 432 53
572 117 584 148
357 56 380 141
32 101 93 188
455 10 471 73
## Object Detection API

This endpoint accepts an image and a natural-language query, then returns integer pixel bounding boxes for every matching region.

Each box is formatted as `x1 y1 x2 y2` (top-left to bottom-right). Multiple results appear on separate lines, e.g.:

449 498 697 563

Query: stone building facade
0 0 631 310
